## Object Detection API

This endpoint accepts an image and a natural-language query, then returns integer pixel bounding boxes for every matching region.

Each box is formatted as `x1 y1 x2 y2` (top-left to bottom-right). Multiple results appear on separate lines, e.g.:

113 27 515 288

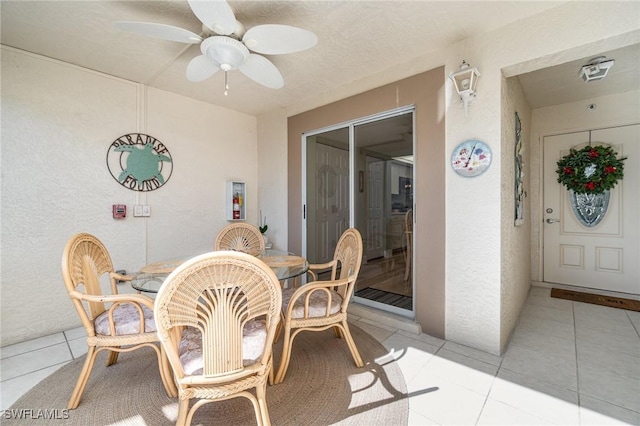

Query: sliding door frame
301 106 415 317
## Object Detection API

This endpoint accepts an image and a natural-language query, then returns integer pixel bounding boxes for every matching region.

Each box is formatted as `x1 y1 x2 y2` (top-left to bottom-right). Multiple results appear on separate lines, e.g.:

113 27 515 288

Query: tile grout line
0 360 70 384
473 339 507 425
626 310 640 338
63 331 77 360
572 301 584 425
427 338 503 425
0 331 77 385
1 339 66 362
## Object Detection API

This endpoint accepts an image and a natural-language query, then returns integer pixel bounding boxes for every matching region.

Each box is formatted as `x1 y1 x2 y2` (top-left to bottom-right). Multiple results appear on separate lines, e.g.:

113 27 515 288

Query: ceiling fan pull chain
224 70 229 96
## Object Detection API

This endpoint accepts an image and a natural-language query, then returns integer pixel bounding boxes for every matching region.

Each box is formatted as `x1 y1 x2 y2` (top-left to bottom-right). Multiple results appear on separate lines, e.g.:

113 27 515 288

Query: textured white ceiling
517 44 640 109
2 1 636 116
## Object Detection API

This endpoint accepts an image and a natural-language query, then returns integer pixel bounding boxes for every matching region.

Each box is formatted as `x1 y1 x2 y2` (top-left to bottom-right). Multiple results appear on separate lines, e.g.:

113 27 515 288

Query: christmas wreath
556 145 627 194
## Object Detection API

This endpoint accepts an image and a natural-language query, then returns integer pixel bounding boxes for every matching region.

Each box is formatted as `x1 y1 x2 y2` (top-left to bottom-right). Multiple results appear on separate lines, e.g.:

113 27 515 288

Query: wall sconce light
450 60 481 116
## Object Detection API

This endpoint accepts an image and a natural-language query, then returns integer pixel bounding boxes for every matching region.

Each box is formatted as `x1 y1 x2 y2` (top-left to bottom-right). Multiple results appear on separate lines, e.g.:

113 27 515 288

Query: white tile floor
2 286 639 425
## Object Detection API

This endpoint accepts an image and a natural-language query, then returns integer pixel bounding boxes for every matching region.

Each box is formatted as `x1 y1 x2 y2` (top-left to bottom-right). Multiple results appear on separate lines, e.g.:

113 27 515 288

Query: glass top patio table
131 249 309 293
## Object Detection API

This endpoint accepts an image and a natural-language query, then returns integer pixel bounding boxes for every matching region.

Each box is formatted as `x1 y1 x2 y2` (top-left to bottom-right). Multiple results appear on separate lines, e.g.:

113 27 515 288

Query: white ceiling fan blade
242 24 317 55
239 54 284 89
188 0 236 36
114 21 202 44
186 55 220 82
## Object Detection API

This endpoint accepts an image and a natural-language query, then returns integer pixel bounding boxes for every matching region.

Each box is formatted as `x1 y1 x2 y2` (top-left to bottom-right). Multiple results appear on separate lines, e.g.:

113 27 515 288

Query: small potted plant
259 210 269 246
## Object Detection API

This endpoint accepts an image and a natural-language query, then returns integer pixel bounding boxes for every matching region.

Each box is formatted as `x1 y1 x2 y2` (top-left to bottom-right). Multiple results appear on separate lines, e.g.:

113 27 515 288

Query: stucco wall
273 1 640 355
443 1 639 355
500 76 532 351
257 108 289 251
3 1 639 356
0 48 258 346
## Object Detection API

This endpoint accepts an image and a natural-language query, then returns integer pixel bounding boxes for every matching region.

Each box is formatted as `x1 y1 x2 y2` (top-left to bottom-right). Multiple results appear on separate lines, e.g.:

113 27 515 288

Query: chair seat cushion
282 288 343 319
94 303 156 336
178 320 267 376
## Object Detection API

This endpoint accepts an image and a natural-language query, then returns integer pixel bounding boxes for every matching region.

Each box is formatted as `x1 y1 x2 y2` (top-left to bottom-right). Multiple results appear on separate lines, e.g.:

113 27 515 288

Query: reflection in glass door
304 109 414 316
353 112 414 316
305 128 350 265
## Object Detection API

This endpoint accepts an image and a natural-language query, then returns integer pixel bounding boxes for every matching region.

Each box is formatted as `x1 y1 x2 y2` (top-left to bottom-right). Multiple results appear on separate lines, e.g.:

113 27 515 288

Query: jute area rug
6 325 408 425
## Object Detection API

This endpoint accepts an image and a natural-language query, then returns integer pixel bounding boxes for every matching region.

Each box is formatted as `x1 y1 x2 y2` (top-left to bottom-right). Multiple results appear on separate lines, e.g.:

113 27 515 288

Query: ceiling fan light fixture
579 56 615 82
201 36 249 70
116 0 317 93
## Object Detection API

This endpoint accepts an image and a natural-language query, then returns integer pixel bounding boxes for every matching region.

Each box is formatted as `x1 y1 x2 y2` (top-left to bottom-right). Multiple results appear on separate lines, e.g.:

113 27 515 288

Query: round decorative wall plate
451 139 492 178
106 133 173 192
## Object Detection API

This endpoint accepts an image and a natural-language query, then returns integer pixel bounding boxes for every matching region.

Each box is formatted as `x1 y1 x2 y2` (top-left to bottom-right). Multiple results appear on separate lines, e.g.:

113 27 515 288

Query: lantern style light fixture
579 56 615 82
450 60 481 116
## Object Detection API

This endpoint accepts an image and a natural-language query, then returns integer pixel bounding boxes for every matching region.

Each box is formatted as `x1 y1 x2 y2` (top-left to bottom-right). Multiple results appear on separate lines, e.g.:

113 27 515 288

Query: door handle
546 218 560 224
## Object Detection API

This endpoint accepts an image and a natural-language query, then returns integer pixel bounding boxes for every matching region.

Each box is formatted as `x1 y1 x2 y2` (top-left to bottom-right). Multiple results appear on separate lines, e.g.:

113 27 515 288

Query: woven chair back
62 233 115 321
332 228 363 300
155 251 281 378
214 223 265 256
405 209 413 233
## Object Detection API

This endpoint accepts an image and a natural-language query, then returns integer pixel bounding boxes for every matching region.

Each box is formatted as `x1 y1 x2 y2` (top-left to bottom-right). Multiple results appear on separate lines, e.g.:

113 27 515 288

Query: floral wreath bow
556 145 627 194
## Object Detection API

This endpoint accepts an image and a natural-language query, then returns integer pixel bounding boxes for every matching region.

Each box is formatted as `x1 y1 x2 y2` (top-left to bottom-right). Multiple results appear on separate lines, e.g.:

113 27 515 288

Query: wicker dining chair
274 228 364 384
214 223 265 256
61 233 176 410
154 251 282 426
403 208 413 282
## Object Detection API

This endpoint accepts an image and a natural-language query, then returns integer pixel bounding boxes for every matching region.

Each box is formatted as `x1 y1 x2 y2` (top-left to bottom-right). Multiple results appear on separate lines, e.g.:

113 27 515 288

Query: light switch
133 205 143 217
142 205 151 217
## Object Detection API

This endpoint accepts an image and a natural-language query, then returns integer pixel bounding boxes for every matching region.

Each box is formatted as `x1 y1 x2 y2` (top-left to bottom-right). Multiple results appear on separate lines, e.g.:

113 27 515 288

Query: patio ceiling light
579 56 615 82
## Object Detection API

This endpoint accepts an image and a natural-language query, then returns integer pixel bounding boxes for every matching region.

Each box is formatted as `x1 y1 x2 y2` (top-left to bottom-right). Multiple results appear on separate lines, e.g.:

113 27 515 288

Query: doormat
551 288 640 312
355 287 412 310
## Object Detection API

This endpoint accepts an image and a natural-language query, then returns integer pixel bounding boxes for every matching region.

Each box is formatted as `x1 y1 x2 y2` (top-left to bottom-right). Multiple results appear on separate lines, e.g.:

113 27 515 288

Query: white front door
543 124 639 295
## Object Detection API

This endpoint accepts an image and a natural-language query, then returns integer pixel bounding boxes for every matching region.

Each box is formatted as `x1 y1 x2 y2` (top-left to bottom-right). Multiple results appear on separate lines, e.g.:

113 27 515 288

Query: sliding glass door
303 108 414 316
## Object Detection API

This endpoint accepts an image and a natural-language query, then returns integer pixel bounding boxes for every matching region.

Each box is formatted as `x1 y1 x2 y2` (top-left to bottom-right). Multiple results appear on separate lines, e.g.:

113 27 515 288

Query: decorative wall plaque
569 189 610 227
106 133 173 192
451 139 492 177
514 112 525 226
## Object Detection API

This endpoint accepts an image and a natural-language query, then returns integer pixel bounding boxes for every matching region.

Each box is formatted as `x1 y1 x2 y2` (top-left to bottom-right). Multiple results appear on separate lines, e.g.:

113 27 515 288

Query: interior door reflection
353 112 414 314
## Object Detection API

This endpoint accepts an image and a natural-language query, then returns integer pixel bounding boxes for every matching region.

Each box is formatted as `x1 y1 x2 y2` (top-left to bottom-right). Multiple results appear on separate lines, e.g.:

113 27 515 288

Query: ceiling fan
114 0 317 95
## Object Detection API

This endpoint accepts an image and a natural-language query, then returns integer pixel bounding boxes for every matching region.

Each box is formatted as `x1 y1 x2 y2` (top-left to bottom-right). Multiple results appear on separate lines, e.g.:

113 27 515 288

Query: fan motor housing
201 36 250 70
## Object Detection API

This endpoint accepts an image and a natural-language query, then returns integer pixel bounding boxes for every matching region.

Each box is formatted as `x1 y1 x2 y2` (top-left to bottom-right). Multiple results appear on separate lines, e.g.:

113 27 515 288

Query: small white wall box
227 181 246 221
